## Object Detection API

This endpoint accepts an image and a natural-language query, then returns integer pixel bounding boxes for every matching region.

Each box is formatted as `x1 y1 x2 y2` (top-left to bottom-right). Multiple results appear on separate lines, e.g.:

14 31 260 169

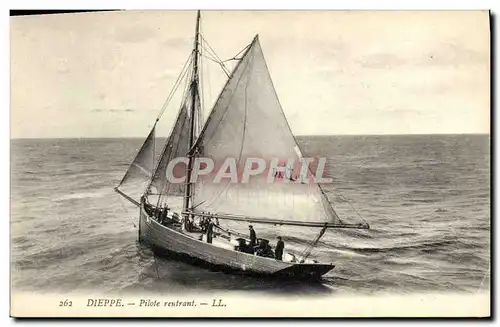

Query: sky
10 10 490 138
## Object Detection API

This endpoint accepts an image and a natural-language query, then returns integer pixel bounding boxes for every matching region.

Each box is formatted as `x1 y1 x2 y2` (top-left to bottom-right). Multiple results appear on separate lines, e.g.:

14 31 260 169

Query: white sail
148 101 192 198
115 125 156 204
189 36 343 226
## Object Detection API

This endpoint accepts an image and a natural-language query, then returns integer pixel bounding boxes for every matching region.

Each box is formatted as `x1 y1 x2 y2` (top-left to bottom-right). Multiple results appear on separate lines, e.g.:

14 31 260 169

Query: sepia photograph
9 9 491 318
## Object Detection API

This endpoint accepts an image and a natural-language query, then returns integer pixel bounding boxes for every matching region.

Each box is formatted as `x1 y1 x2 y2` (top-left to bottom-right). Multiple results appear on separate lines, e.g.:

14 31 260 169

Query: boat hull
138 205 334 280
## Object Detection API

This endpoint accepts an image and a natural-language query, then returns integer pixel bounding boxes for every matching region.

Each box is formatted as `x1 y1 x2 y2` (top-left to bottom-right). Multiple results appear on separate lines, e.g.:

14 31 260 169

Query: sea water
10 134 490 295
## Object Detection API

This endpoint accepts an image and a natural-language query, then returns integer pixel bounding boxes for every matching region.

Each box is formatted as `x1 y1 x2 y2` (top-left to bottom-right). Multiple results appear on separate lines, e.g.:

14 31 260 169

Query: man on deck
160 205 169 225
206 219 214 244
249 225 257 247
275 236 285 261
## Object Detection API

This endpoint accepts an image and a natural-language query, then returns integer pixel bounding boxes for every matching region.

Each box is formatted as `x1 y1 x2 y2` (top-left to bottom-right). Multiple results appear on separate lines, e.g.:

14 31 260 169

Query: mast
183 10 201 221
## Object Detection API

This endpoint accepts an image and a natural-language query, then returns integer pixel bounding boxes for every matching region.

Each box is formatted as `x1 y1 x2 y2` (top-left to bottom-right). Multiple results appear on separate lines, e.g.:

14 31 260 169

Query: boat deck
157 217 313 264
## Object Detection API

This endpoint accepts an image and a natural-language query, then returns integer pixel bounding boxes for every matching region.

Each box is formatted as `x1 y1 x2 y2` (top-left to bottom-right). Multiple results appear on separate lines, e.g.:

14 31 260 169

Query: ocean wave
342 239 458 254
13 258 36 268
408 198 440 204
12 236 29 244
15 176 42 182
54 189 110 201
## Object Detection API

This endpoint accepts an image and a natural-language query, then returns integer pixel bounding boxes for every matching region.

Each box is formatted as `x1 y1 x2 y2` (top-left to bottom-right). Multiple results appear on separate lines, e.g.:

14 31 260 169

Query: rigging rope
200 50 230 78
199 53 230 78
200 34 231 77
222 43 251 62
199 34 225 64
155 52 194 121
299 226 327 261
195 89 204 140
196 16 204 126
200 52 220 64
332 187 369 226
204 48 212 117
198 40 220 64
118 195 137 228
319 186 344 224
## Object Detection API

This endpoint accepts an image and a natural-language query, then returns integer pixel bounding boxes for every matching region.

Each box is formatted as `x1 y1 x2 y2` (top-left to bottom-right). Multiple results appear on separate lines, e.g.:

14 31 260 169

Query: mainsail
187 36 349 227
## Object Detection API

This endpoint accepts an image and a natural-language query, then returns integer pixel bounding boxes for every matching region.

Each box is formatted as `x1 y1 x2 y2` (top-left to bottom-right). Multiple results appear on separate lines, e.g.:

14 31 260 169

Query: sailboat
115 11 369 279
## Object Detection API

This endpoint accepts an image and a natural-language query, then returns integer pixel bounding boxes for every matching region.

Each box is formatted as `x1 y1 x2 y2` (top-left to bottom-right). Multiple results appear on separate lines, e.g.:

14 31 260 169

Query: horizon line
9 132 491 140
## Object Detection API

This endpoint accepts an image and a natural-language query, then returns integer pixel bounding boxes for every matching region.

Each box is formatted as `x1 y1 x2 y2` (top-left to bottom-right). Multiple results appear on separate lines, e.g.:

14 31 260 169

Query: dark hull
138 204 335 280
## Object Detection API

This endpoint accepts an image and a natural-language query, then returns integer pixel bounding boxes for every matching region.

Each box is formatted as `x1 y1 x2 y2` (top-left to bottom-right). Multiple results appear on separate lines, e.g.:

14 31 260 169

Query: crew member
206 219 214 244
256 239 274 258
249 225 257 247
161 205 169 225
275 236 284 260
237 238 253 254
